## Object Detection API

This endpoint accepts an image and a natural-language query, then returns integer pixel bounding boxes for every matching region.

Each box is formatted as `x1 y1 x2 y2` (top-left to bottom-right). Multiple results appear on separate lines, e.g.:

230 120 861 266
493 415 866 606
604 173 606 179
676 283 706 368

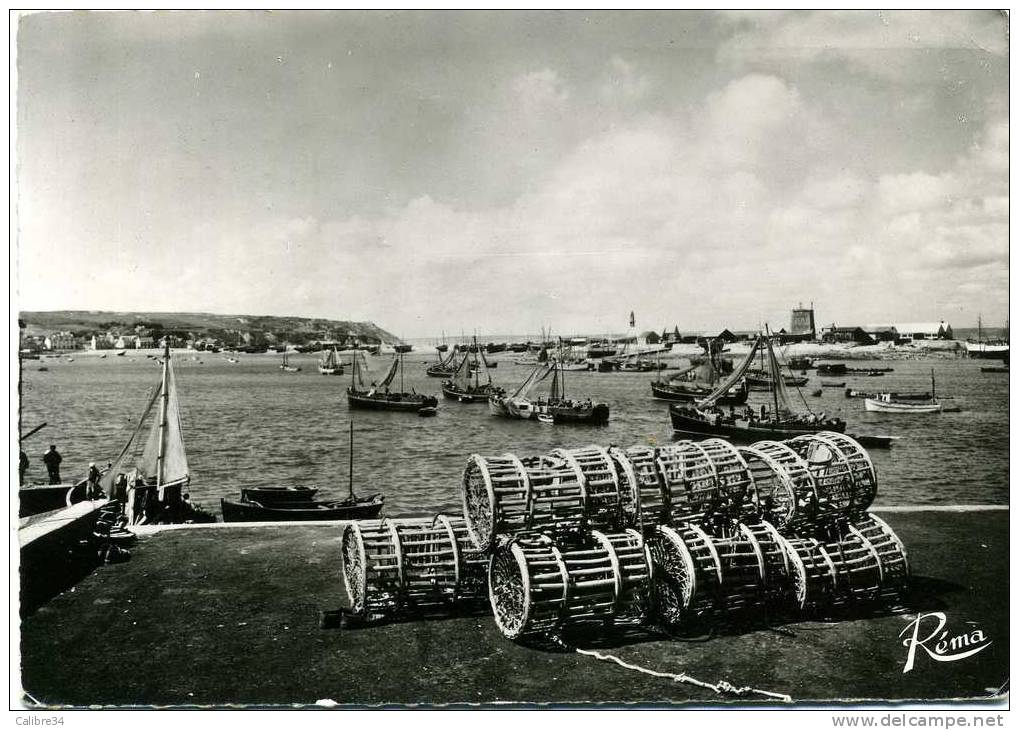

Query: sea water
18 352 1009 517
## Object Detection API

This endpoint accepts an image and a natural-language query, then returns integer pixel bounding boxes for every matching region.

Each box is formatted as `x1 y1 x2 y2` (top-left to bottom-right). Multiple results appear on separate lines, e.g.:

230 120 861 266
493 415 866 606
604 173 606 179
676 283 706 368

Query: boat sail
99 341 191 524
651 341 748 403
669 328 845 441
426 344 459 377
442 337 505 402
318 346 344 375
489 358 609 424
348 351 438 412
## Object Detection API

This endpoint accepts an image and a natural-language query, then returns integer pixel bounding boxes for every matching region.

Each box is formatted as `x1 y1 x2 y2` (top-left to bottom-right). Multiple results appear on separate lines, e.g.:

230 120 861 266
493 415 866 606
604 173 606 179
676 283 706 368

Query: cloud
717 10 1008 80
511 68 569 111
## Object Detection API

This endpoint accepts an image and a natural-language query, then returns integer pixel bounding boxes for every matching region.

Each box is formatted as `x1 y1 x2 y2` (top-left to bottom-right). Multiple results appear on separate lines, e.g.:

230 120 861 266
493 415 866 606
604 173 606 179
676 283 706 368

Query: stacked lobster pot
461 445 656 641
734 432 909 614
340 514 488 624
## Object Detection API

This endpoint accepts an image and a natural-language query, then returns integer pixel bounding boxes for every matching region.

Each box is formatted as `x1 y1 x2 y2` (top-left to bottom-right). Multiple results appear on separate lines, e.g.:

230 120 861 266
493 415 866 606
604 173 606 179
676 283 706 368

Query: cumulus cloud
717 10 1008 80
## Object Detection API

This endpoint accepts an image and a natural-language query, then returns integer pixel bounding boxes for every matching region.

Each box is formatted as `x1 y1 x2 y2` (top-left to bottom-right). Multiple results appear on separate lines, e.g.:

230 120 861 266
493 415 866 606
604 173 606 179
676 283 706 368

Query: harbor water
19 352 1009 517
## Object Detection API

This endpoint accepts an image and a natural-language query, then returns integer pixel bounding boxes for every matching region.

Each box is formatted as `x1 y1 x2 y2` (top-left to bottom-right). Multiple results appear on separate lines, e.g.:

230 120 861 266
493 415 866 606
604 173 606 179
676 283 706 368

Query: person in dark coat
19 451 29 486
42 445 62 484
86 462 103 499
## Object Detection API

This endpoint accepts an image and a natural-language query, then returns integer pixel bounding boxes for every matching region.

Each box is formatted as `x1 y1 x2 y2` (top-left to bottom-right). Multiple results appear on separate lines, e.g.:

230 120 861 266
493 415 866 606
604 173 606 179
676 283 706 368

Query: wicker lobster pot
779 513 909 612
739 441 819 530
341 515 487 621
785 432 878 520
609 444 668 531
461 446 627 552
655 439 753 526
488 529 651 640
648 521 790 629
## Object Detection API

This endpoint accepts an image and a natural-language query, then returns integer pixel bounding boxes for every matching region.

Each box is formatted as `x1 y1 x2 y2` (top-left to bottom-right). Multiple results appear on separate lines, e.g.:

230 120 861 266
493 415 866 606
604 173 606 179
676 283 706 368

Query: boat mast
931 368 937 403
400 353 404 392
765 327 779 419
348 420 355 500
155 339 170 487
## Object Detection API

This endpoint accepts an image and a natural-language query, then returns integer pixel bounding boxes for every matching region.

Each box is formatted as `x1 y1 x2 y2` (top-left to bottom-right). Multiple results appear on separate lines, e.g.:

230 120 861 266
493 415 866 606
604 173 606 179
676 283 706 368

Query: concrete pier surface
18 509 1009 707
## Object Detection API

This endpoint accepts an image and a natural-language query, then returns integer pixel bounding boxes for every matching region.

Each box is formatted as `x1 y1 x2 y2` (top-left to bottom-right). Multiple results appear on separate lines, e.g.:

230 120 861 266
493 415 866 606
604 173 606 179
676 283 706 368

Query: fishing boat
650 345 748 404
820 381 846 388
221 424 383 522
426 345 458 377
280 351 301 372
669 329 846 441
442 338 506 403
864 370 943 413
317 346 344 375
845 388 931 400
97 341 194 524
489 359 609 425
347 351 438 412
787 356 814 370
966 316 1009 360
981 364 1008 373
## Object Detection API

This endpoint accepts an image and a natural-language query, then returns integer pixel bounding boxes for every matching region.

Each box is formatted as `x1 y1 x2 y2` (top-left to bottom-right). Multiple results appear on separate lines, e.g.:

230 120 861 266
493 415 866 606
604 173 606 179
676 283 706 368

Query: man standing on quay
42 444 62 484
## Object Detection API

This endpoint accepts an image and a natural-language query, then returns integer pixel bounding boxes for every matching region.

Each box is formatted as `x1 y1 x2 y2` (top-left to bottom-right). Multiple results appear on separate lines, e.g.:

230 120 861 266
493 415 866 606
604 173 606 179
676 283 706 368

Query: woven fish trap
786 432 878 518
488 529 652 641
341 515 487 621
609 444 668 531
779 514 908 611
655 439 753 525
648 521 790 630
461 447 627 552
739 441 819 530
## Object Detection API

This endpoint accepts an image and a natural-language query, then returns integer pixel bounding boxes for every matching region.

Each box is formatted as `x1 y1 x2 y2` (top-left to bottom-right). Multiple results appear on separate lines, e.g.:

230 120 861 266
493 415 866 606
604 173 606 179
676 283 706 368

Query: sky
14 10 1010 338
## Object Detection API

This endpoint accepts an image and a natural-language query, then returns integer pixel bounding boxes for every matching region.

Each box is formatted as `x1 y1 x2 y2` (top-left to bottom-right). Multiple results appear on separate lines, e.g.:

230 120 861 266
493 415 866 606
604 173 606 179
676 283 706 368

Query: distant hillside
19 310 403 345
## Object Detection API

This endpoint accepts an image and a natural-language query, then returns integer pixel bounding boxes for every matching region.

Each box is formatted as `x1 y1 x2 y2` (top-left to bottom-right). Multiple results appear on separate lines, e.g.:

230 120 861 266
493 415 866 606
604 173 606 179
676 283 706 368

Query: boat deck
18 508 1009 707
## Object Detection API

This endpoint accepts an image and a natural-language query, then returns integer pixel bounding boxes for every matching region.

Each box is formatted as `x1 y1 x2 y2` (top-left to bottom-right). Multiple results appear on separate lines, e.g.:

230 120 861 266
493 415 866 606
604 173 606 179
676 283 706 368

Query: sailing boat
348 351 438 412
98 341 192 524
669 328 845 441
965 315 1009 360
442 337 505 402
489 358 610 424
280 351 301 372
426 344 459 377
220 422 384 521
651 339 749 404
318 346 344 375
745 338 807 389
864 370 943 413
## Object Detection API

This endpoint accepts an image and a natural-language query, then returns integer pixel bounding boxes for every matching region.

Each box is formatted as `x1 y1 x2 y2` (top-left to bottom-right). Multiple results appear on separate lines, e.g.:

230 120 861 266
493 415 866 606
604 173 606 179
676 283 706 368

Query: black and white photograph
11 9 1010 713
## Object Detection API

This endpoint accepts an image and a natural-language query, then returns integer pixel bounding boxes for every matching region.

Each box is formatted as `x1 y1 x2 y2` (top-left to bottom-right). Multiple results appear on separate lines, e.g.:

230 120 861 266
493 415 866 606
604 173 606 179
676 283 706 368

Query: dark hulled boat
442 339 506 403
347 352 438 412
650 342 748 404
669 330 845 441
220 493 383 522
669 406 845 442
426 345 458 377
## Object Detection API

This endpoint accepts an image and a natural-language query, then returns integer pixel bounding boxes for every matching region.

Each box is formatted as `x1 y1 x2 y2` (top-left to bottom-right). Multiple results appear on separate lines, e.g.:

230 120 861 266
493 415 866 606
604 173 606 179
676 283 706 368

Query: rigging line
771 338 813 415
558 638 793 702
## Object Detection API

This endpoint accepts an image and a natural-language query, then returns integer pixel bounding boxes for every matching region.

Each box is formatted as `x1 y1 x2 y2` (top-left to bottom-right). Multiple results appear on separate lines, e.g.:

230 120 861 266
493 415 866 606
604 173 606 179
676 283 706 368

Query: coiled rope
551 635 793 702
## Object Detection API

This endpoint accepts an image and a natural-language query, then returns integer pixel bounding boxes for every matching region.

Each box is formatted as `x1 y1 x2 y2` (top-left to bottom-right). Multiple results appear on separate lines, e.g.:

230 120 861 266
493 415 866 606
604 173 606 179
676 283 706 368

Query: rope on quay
551 636 793 703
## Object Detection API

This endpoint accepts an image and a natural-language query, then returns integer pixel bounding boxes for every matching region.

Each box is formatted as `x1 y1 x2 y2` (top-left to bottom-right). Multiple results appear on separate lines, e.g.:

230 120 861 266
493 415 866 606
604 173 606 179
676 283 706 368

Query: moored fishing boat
650 344 748 404
489 359 609 424
863 370 943 413
966 316 1009 360
426 345 458 377
669 328 845 441
222 424 383 522
442 338 505 403
317 346 344 375
845 388 931 400
97 341 198 524
280 351 301 372
348 352 438 412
